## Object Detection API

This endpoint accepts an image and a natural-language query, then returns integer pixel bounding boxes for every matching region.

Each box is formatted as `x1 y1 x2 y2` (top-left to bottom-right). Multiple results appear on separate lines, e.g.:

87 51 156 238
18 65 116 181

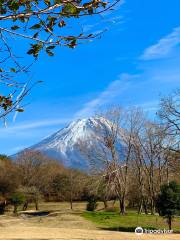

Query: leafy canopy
0 0 120 120
156 181 180 218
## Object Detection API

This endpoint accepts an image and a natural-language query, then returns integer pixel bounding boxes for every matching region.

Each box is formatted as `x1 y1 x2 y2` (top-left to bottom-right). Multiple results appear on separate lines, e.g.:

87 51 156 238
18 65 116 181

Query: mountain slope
19 117 124 170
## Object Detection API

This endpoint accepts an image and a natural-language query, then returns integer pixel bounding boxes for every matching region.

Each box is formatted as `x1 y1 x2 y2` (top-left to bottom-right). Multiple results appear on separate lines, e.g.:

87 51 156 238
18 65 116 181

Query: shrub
86 196 98 211
156 181 180 230
0 202 6 214
10 192 25 214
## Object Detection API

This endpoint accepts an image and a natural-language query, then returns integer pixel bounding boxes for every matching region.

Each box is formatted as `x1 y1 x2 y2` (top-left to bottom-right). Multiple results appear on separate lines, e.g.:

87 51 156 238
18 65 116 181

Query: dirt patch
0 211 96 229
0 227 179 240
0 208 179 240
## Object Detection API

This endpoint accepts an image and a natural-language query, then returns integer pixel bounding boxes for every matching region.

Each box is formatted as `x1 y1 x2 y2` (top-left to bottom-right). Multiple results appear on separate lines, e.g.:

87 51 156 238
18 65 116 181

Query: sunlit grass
82 210 180 233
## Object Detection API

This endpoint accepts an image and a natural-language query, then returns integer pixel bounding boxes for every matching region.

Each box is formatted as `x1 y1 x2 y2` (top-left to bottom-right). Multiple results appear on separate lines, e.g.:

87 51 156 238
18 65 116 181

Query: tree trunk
103 200 108 209
23 201 28 211
143 198 148 214
35 200 39 211
70 170 73 210
167 216 172 230
70 196 73 210
0 201 6 215
119 199 126 215
138 198 143 214
112 199 116 206
150 198 155 215
14 205 18 214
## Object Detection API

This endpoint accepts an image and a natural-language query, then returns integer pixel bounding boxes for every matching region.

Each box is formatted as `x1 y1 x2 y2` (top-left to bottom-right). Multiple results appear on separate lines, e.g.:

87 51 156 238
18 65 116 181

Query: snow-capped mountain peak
28 117 111 169
15 117 123 170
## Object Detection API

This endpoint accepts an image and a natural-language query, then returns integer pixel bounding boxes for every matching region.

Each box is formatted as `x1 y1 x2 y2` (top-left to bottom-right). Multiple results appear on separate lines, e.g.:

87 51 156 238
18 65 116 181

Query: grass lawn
82 210 180 233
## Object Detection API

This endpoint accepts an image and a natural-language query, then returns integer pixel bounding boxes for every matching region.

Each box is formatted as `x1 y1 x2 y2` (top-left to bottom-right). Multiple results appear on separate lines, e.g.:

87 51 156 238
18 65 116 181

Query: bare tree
79 105 179 215
50 168 87 209
132 120 170 214
67 169 88 210
0 154 19 214
16 150 64 209
20 186 40 211
158 89 180 153
79 107 136 214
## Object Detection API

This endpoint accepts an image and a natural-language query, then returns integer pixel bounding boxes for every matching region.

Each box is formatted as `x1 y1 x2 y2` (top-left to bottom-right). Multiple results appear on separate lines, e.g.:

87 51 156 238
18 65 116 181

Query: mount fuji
16 117 124 170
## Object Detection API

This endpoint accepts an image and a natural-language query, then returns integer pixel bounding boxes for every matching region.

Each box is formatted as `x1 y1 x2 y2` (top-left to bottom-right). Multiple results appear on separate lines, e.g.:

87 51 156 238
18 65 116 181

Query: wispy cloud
135 100 159 112
83 0 125 34
0 118 70 133
83 15 124 35
75 74 134 118
140 26 180 60
101 0 126 17
10 145 27 153
0 74 132 136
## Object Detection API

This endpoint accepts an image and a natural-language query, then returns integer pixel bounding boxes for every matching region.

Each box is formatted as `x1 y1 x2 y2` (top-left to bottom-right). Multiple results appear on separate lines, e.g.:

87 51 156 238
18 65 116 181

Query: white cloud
135 100 159 112
75 74 134 118
83 0 125 33
0 118 70 133
83 15 124 35
140 27 180 60
10 145 27 153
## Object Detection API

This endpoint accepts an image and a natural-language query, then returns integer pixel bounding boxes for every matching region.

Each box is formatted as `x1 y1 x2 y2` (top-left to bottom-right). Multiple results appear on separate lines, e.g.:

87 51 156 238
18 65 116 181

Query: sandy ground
0 226 179 240
0 212 179 240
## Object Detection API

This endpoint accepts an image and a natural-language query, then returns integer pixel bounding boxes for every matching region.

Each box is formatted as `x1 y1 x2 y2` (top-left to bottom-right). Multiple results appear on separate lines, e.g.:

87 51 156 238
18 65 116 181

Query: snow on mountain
17 117 124 170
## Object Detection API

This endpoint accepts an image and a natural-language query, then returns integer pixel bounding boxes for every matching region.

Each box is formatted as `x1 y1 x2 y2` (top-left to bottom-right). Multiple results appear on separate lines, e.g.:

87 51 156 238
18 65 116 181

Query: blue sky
0 0 180 155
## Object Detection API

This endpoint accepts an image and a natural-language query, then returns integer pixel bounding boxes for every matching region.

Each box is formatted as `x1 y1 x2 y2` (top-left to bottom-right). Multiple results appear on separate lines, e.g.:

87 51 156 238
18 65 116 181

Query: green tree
156 181 180 230
86 195 98 211
0 0 120 119
10 192 25 214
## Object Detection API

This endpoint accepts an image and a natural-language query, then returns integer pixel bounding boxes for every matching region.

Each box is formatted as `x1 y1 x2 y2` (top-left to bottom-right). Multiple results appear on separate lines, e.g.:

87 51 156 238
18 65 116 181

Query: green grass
82 210 180 233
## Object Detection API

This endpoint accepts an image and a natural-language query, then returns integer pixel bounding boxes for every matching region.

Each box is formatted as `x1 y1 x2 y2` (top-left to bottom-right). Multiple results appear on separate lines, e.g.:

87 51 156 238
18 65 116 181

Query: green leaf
27 49 34 55
46 45 55 50
63 3 79 15
54 0 62 3
0 7 7 15
44 0 50 6
8 2 19 12
33 32 39 38
27 43 43 58
46 51 54 56
30 24 41 30
16 108 24 112
68 39 77 48
101 2 108 8
18 16 26 23
10 68 16 73
11 25 20 30
58 20 66 27
88 8 94 15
